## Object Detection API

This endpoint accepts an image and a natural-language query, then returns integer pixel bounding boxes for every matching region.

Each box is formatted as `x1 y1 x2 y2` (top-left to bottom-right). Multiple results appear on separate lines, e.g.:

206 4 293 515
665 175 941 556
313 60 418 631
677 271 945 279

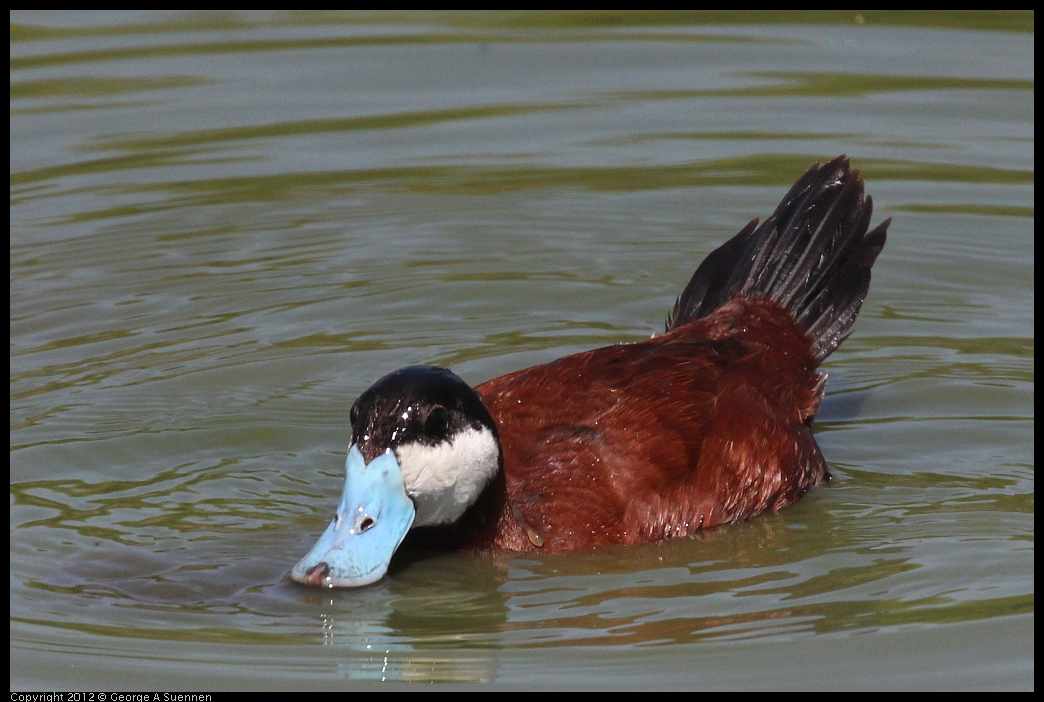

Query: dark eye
424 407 449 437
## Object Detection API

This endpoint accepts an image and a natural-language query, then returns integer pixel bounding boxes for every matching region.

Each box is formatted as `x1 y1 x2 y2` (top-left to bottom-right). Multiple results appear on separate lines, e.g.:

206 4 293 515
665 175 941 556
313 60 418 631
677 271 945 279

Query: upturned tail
666 155 888 364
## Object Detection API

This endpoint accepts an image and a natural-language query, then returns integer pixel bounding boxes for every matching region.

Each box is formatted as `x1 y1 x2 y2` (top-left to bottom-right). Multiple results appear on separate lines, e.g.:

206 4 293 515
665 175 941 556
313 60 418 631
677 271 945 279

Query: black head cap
350 366 498 462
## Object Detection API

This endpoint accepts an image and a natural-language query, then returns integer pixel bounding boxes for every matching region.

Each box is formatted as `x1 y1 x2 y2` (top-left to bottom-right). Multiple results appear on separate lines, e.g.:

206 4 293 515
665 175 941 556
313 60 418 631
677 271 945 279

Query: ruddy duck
292 155 889 587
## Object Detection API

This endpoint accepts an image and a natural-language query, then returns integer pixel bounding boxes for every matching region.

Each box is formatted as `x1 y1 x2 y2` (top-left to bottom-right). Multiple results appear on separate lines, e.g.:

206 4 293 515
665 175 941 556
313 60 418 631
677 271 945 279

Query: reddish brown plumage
456 297 826 552
404 156 887 555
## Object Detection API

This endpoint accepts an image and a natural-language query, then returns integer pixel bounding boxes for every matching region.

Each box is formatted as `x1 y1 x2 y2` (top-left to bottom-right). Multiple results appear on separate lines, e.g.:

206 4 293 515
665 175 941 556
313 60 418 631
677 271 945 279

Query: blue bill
291 445 415 587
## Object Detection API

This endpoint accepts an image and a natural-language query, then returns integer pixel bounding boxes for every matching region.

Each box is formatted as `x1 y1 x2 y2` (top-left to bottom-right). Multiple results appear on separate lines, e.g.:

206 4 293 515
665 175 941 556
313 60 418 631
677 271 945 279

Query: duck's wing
477 310 825 549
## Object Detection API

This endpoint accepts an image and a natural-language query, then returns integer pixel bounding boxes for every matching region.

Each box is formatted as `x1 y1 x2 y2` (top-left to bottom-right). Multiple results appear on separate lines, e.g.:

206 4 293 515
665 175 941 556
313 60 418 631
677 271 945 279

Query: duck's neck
401 464 536 553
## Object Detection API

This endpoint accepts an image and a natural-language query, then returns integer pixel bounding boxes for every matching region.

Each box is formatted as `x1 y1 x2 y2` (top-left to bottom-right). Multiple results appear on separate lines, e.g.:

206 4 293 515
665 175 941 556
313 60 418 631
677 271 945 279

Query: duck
291 155 889 588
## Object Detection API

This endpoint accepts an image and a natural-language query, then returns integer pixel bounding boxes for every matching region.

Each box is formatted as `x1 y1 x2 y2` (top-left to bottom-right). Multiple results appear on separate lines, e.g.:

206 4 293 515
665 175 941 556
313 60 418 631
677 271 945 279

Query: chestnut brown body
404 155 888 555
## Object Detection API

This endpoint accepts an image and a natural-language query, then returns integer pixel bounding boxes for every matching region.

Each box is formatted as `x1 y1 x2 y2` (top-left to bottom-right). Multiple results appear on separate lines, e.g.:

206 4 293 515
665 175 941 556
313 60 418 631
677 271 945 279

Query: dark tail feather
666 155 888 364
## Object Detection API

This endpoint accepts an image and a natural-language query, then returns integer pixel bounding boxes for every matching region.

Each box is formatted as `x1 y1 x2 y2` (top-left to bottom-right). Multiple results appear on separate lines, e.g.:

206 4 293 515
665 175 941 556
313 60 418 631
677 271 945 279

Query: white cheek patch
395 426 499 527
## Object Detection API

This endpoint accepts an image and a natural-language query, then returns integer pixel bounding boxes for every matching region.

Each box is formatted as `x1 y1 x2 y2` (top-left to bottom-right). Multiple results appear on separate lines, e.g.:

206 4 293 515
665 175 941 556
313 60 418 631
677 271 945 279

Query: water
10 11 1033 689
